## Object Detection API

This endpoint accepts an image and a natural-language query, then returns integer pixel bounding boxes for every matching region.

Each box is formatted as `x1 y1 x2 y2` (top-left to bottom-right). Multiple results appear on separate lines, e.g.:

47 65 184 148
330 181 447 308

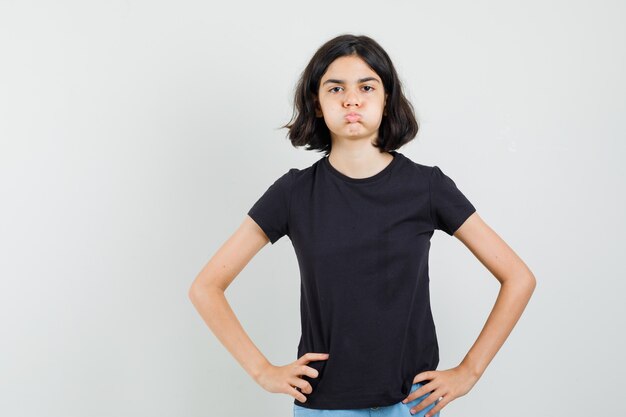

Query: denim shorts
293 382 441 417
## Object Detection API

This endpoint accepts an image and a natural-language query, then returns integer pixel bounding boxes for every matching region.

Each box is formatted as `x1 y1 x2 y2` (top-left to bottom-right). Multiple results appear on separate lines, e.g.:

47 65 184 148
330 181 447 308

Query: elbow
528 272 537 293
188 275 209 301
517 271 537 298
523 266 537 289
518 261 537 291
188 283 205 303
188 282 223 303
188 285 195 300
501 270 536 295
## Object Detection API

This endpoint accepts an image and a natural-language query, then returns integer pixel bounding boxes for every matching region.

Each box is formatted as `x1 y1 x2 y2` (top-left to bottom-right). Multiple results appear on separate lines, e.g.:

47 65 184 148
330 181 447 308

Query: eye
329 86 343 93
362 85 374 92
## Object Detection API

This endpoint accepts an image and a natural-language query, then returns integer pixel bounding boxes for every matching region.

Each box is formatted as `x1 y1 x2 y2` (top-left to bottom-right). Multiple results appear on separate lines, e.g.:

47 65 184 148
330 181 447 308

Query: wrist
252 360 273 383
458 359 482 382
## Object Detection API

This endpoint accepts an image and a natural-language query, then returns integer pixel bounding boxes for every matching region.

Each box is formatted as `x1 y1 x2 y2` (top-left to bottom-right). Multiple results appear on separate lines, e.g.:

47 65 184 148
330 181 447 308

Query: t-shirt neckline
322 150 400 184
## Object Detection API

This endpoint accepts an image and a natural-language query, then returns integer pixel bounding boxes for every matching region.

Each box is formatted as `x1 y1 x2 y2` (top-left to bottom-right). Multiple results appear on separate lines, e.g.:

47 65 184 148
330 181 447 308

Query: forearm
189 285 271 382
459 272 536 379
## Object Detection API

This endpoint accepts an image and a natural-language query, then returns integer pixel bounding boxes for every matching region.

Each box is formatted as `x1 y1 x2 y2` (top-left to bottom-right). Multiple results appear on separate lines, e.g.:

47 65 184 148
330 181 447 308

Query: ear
383 93 388 116
314 96 323 118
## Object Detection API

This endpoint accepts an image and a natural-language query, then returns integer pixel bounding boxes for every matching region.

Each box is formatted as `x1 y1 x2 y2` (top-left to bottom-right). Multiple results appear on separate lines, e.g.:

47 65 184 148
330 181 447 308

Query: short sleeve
429 165 476 236
247 169 296 244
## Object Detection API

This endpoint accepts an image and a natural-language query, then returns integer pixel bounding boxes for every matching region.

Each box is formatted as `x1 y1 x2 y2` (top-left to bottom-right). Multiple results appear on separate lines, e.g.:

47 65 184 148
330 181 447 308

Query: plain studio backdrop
1 1 624 416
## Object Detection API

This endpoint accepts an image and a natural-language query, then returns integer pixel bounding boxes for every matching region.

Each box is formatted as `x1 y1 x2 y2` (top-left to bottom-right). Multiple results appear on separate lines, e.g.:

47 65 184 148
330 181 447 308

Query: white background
1 1 624 416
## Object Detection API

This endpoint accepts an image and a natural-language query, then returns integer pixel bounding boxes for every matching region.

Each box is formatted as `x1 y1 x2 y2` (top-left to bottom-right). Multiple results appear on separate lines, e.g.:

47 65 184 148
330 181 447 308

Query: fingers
289 376 313 394
294 364 319 380
412 370 434 385
288 366 316 395
408 390 445 416
299 352 330 363
297 353 329 380
402 380 436 405
289 353 329 403
402 370 437 405
423 395 450 417
288 384 308 403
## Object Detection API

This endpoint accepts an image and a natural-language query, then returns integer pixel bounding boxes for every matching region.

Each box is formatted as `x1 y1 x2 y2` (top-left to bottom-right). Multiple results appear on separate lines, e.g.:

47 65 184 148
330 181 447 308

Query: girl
189 34 536 417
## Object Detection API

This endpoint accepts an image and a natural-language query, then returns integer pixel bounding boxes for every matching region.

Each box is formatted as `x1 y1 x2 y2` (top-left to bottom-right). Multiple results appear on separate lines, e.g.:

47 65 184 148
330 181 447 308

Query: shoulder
271 164 307 184
280 158 320 187
394 151 437 179
394 153 467 192
258 162 315 202
398 152 457 177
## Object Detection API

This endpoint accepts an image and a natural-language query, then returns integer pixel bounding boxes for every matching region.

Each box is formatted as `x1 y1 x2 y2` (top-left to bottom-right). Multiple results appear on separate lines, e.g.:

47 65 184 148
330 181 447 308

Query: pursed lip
345 112 362 122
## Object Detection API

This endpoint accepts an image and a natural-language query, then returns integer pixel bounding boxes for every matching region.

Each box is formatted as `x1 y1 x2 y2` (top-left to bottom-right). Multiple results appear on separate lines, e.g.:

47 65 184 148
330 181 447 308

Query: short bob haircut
282 34 419 156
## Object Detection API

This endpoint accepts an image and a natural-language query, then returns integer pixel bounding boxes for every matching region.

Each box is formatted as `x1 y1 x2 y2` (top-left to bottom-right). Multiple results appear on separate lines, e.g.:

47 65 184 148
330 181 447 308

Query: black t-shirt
247 150 476 410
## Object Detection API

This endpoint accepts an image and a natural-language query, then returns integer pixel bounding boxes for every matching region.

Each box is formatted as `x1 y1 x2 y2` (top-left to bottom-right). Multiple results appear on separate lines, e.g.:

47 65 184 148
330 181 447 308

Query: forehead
320 55 381 82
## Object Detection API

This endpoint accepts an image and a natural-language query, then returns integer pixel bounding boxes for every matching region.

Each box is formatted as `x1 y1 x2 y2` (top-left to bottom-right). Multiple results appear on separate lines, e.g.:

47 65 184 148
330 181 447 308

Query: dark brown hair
281 34 419 156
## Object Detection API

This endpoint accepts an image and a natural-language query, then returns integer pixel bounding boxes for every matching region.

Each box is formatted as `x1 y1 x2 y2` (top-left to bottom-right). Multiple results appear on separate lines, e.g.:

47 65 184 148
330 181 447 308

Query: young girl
189 34 536 417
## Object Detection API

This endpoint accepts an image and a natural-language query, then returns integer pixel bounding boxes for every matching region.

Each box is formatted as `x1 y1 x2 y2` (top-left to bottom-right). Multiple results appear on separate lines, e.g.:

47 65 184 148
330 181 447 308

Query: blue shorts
293 382 441 417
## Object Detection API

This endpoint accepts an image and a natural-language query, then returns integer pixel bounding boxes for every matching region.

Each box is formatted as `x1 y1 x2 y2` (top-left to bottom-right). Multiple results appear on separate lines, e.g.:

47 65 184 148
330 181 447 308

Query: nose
343 89 360 107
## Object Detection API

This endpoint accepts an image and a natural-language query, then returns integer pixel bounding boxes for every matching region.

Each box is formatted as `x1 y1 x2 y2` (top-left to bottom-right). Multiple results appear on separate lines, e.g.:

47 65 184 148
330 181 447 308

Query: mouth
345 113 361 123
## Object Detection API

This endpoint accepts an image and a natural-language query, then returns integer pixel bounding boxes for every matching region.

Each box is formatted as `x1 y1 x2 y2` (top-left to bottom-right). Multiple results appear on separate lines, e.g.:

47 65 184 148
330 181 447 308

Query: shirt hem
293 392 406 410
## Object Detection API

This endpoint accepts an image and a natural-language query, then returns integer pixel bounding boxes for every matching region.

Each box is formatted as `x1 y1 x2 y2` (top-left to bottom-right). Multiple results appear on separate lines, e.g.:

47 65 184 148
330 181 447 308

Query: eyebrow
322 77 381 86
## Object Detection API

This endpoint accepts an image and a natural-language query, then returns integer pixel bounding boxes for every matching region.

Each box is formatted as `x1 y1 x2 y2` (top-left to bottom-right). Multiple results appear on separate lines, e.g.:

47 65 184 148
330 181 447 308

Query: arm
188 215 327 403
188 215 272 382
454 212 537 380
404 212 536 417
